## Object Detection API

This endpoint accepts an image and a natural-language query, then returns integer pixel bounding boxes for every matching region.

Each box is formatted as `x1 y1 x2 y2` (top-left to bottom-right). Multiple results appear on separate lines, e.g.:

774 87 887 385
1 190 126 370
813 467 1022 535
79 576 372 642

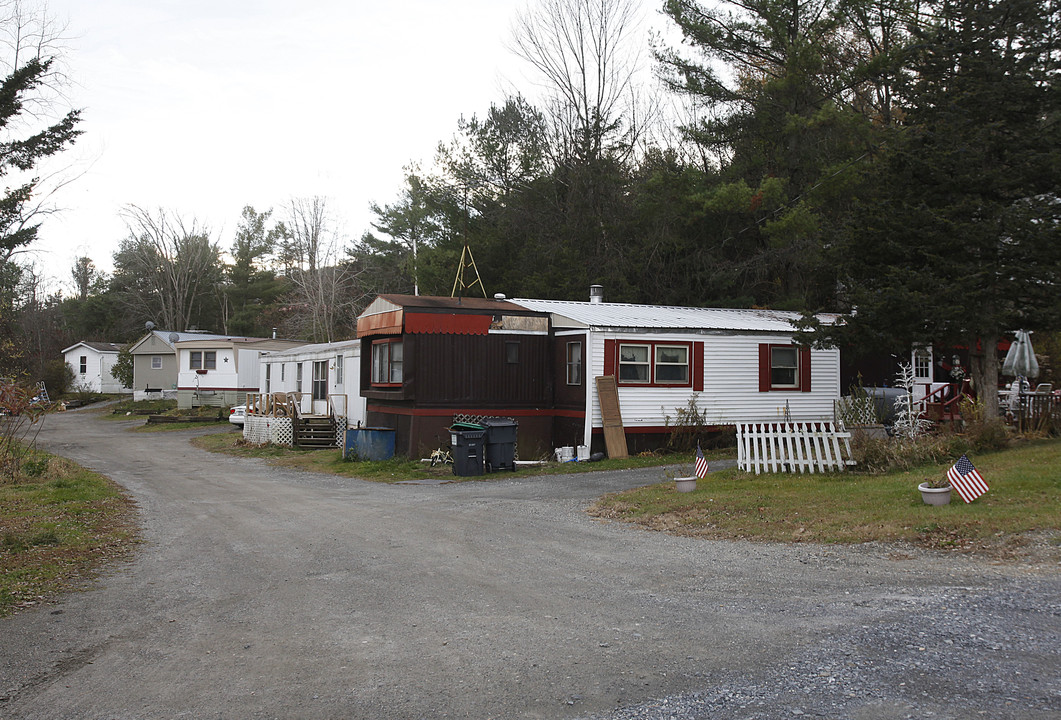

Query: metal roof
258 339 360 359
61 341 122 354
510 298 838 333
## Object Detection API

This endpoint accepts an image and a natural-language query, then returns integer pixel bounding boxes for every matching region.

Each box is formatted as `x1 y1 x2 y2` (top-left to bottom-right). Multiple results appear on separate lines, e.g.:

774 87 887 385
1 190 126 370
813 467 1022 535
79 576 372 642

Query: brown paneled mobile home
357 294 555 458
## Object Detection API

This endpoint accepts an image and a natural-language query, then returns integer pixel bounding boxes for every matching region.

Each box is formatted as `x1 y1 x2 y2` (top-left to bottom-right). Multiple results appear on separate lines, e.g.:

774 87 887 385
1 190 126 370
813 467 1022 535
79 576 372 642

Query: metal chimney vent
589 285 604 304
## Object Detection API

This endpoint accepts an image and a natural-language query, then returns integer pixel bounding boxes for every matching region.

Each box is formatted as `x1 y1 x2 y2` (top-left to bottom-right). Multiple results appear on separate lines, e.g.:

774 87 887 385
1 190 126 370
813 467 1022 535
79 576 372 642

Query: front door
312 360 328 415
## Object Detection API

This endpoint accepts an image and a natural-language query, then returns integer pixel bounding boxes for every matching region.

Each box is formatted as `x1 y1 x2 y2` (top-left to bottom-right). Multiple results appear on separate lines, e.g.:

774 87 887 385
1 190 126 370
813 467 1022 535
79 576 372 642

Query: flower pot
918 482 952 505
675 476 697 493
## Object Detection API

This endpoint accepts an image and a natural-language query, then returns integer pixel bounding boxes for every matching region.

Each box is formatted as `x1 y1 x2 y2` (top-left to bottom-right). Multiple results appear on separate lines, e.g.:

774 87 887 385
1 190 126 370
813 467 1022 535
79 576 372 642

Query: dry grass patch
590 439 1061 560
0 453 140 616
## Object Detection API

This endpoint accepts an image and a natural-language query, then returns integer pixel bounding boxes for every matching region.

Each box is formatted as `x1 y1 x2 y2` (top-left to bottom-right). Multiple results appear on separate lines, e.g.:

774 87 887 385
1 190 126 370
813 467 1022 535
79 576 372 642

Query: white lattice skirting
244 416 294 447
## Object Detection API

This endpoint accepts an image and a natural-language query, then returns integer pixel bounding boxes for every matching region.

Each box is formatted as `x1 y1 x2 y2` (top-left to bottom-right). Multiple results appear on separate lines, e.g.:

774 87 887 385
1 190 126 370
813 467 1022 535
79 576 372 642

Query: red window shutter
603 339 616 377
758 343 771 392
800 347 812 392
693 341 704 391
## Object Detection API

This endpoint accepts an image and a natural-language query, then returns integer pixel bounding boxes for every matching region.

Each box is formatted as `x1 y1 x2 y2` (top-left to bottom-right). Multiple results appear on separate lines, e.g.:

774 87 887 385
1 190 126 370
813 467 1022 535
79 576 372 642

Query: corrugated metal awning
404 311 491 335
357 309 403 337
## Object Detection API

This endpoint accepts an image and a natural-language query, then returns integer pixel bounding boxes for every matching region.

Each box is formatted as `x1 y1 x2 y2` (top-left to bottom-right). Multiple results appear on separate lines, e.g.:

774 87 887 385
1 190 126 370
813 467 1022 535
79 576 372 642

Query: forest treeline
2 0 1058 402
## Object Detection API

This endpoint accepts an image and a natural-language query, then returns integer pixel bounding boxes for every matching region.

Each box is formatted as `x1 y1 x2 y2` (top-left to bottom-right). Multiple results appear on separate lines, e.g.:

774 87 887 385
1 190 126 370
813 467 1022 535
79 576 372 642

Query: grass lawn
0 452 140 617
190 430 713 483
591 438 1061 555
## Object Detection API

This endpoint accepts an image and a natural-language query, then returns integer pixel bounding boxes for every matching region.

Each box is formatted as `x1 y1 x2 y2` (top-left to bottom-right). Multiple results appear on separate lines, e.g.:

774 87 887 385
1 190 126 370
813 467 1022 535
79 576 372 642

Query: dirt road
1 408 1057 719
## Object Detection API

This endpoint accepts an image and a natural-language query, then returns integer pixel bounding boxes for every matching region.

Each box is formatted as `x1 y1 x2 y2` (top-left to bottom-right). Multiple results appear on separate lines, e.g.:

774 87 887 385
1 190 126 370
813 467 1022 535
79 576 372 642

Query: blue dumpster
344 427 396 461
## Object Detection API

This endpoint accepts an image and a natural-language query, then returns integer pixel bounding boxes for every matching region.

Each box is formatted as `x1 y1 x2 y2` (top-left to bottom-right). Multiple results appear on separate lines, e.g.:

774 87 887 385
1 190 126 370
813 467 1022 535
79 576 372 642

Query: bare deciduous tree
278 197 368 342
509 0 652 165
113 206 222 332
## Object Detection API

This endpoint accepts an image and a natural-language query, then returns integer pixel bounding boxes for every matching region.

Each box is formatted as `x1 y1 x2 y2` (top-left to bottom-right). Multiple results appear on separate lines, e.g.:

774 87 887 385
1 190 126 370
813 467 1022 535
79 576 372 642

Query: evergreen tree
807 0 1061 414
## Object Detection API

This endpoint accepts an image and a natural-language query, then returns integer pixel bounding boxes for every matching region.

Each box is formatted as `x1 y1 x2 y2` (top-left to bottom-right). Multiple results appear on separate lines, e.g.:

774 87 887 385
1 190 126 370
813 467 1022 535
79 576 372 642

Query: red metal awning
404 311 491 335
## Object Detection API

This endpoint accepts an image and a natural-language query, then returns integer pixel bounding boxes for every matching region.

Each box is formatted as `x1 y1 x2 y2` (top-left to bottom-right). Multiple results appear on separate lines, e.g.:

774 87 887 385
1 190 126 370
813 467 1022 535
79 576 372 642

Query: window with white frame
654 345 689 384
335 354 343 385
371 339 403 385
312 361 327 400
616 342 692 386
79 355 87 374
566 342 582 385
770 346 799 388
151 356 162 370
190 351 216 370
618 344 650 383
913 347 932 382
281 364 285 382
296 363 303 392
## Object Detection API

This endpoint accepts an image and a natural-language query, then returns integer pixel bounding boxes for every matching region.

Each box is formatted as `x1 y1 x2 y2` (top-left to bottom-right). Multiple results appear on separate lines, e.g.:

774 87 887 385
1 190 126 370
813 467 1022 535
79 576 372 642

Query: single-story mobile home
257 339 365 426
512 289 841 453
174 335 305 409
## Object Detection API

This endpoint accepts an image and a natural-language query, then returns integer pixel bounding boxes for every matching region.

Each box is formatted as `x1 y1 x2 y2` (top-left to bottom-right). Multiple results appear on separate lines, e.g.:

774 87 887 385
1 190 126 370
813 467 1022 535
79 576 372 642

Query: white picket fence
736 421 856 474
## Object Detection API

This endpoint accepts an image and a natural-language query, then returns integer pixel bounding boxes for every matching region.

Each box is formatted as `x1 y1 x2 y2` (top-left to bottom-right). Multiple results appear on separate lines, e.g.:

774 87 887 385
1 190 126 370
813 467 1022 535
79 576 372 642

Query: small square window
151 356 162 370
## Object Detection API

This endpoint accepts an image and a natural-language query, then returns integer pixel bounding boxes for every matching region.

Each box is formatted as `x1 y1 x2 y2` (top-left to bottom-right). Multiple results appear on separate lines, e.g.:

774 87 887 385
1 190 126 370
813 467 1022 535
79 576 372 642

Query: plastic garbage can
480 417 517 472
449 423 486 476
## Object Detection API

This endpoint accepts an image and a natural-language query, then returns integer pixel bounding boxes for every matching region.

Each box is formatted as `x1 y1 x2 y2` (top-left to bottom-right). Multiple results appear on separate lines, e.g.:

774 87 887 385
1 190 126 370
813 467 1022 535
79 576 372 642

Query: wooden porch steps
295 414 336 449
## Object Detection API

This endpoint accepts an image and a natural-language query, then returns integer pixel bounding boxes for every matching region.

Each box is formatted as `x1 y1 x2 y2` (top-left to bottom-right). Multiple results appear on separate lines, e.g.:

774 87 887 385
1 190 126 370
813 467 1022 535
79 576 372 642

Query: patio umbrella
1002 329 1039 379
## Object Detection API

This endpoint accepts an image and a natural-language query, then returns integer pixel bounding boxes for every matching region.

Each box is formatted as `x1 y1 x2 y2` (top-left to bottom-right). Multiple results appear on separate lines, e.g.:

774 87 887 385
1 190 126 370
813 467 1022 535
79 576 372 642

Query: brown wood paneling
595 375 628 459
414 333 551 406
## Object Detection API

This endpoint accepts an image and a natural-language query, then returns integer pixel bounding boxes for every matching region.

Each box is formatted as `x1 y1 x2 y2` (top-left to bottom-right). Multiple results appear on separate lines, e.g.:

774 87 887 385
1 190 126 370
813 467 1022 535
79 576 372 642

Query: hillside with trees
1 0 1057 401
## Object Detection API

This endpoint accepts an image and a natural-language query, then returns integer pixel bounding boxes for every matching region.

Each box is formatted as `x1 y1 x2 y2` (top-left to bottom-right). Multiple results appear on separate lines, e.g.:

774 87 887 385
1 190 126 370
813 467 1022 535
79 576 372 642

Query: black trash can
480 417 517 472
450 423 486 477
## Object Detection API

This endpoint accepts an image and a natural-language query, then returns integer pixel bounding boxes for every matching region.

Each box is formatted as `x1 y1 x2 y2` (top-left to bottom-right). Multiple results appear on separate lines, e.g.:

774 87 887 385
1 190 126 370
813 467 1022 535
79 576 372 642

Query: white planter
675 476 697 493
918 482 952 505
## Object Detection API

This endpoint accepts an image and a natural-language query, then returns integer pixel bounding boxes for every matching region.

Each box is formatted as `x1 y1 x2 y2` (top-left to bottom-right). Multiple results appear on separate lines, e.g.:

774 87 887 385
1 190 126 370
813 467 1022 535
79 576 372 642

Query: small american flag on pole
695 441 709 479
947 454 989 503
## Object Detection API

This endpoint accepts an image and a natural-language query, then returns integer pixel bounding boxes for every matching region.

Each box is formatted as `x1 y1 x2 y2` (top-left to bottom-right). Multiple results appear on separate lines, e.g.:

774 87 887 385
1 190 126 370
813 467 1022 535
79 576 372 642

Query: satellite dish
168 333 180 345
145 321 155 331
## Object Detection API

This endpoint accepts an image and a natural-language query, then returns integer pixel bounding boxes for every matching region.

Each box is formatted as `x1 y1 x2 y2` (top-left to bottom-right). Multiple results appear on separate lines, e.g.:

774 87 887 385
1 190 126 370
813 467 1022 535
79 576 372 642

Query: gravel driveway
0 408 1058 719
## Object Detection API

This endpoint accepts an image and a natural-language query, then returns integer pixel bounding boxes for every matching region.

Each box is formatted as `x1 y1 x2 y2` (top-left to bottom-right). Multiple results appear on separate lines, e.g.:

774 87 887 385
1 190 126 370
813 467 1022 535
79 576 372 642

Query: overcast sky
30 0 664 288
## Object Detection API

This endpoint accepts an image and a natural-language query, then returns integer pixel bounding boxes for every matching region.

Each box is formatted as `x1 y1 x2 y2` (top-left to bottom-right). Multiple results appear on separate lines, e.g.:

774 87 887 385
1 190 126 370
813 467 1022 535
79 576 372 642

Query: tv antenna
451 241 487 299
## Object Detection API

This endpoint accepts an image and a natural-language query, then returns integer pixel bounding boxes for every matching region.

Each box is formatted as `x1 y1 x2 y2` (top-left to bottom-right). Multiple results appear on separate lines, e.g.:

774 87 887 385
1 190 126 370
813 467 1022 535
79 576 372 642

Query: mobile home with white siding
257 339 365 426
512 290 841 454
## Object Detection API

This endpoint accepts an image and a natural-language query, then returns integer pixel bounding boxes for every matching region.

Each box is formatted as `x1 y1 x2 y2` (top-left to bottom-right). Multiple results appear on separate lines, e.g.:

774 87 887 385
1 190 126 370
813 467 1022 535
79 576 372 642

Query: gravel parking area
0 408 1057 719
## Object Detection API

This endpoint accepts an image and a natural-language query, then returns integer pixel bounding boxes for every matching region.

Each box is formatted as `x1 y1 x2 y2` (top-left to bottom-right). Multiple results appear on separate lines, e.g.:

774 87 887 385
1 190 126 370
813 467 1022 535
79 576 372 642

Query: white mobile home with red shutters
511 289 841 454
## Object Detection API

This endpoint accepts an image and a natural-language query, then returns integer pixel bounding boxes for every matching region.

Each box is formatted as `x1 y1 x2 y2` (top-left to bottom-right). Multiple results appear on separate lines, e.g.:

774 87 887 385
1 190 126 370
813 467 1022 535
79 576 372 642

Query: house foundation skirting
244 415 294 446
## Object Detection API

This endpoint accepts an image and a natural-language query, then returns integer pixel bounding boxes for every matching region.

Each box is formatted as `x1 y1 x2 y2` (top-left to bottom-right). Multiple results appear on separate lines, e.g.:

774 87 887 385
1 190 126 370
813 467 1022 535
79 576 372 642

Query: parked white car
228 405 246 426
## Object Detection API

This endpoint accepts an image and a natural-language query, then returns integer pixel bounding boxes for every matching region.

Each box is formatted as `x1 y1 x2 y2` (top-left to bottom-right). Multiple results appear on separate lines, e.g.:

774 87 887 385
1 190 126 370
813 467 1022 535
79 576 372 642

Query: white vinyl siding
590 332 839 429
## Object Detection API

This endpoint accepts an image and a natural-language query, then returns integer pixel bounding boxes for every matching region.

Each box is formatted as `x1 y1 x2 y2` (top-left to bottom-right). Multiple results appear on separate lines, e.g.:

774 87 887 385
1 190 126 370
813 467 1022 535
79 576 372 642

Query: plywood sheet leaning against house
595 375 628 459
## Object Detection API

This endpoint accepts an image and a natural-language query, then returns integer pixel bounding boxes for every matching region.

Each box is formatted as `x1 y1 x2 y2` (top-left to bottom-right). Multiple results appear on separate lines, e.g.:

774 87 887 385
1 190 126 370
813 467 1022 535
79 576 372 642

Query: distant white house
62 341 130 394
173 336 305 409
257 339 365 426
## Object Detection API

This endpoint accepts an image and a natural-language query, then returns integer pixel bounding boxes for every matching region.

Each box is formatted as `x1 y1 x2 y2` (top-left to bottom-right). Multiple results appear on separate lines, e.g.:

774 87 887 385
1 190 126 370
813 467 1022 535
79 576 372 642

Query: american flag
695 441 709 479
947 454 989 503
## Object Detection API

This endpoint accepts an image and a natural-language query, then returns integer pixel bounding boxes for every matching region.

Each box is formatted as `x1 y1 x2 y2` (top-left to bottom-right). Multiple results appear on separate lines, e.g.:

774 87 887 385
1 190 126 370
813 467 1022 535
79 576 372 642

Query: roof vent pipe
272 327 277 339
589 284 604 304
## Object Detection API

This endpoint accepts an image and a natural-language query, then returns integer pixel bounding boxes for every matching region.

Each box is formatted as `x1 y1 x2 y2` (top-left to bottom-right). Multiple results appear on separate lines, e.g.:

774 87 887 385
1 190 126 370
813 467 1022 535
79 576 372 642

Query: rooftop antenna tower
451 241 487 300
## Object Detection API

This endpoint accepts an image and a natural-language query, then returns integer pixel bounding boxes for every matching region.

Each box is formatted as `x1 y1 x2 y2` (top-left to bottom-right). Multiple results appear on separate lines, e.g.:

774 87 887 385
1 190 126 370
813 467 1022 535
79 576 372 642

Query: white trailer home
173 336 305 409
511 289 841 454
256 339 365 427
